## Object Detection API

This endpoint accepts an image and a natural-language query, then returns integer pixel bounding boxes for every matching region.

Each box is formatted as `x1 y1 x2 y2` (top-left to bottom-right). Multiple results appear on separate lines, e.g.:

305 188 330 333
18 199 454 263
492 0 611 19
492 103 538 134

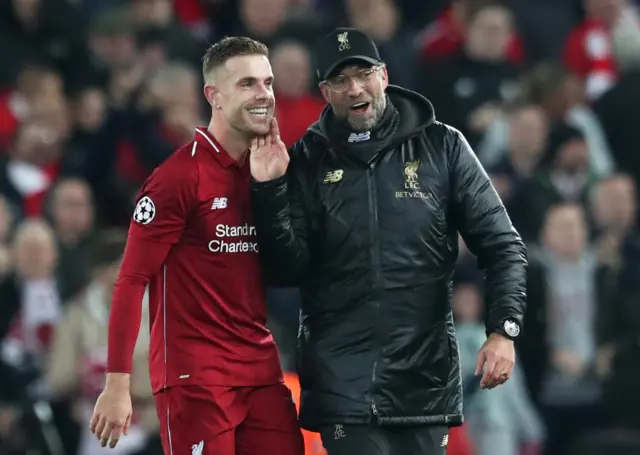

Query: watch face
504 319 520 337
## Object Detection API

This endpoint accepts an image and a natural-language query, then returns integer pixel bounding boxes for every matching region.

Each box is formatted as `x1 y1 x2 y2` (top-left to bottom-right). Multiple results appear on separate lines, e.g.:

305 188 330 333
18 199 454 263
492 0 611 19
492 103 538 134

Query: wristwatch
489 318 521 341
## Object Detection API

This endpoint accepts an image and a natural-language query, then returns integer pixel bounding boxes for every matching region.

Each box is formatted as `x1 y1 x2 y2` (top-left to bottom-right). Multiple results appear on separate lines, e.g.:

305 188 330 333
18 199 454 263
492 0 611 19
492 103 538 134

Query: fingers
124 413 131 436
93 414 106 439
89 411 99 434
99 420 113 447
109 425 122 449
480 356 498 389
250 137 258 152
480 356 514 389
258 135 266 148
270 117 281 139
474 350 485 377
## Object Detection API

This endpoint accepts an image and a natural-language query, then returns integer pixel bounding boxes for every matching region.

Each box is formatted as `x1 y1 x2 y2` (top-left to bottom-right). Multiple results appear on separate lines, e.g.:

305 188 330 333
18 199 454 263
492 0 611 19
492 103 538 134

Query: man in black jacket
249 28 527 455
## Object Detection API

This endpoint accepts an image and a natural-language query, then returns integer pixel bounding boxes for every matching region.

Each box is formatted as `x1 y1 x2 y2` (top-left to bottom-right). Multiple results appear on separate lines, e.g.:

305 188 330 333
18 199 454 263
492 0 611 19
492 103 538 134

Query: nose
346 79 365 98
255 82 272 100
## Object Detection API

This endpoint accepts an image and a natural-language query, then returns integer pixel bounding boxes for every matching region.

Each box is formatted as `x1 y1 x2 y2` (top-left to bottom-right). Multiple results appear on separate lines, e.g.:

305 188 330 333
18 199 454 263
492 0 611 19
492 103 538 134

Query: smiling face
320 63 389 132
212 54 275 136
202 37 274 138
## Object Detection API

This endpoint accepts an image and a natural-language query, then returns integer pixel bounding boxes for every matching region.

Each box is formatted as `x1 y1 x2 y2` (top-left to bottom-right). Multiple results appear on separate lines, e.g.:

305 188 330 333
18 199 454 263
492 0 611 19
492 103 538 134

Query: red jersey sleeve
129 159 197 243
107 155 197 373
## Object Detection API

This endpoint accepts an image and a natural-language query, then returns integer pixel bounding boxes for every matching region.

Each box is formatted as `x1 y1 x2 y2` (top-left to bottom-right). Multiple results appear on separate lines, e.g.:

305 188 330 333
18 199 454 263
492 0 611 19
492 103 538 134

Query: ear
381 66 389 90
203 84 220 109
319 84 331 104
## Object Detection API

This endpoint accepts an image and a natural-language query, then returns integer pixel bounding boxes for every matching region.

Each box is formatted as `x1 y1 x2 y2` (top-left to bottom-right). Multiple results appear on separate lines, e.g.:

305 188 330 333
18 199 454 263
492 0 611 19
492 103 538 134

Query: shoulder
142 142 200 191
422 121 466 151
288 132 326 169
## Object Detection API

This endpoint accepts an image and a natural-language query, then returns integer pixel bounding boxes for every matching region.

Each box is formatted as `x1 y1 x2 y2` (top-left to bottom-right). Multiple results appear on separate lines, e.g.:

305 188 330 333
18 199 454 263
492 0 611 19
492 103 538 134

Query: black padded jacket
251 86 527 431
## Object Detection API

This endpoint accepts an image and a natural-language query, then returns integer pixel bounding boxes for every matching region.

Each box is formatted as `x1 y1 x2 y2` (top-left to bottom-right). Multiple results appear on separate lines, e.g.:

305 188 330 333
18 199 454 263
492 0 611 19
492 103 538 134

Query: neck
207 117 249 162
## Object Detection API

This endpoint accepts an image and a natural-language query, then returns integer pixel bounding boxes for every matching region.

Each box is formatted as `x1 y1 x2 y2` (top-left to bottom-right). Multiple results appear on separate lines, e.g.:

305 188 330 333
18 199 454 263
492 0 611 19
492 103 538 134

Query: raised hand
250 118 290 182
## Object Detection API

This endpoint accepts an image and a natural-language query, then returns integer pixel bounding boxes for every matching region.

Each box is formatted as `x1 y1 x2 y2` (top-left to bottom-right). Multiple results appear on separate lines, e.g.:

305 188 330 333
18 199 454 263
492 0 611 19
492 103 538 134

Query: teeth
248 108 268 115
352 102 368 108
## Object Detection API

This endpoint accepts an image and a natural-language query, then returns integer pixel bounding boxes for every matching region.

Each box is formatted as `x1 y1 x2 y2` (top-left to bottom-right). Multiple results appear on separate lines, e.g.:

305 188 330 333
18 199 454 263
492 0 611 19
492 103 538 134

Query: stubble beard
346 94 387 132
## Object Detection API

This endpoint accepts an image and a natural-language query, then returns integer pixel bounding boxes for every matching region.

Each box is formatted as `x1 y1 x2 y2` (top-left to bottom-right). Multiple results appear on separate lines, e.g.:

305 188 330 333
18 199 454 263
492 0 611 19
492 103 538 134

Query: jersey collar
194 127 236 168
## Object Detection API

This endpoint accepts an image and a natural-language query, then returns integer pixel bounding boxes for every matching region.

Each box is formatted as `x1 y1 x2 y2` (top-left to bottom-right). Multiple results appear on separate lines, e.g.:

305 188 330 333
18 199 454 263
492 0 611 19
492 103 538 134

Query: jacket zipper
367 162 382 423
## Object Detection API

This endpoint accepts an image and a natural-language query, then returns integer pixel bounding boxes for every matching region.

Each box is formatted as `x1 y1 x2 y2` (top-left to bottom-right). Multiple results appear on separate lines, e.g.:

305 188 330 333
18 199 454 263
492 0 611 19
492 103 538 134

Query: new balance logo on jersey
192 440 204 455
211 197 227 210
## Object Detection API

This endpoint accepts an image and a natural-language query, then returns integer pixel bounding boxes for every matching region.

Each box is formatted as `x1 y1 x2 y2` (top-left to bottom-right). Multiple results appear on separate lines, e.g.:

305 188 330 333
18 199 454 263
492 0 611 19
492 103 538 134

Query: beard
334 93 387 132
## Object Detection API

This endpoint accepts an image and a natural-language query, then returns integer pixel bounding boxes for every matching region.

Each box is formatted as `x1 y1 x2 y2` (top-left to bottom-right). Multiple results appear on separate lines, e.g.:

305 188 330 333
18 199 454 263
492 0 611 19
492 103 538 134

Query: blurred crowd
1 0 640 454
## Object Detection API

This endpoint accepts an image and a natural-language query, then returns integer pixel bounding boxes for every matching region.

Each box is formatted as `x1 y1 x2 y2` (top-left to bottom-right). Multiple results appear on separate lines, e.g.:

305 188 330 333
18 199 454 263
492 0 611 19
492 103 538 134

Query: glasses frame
320 64 386 93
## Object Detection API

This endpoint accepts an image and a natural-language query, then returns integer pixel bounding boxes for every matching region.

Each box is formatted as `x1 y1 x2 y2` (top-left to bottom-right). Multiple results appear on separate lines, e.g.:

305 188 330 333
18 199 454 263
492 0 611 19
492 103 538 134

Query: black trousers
319 424 449 455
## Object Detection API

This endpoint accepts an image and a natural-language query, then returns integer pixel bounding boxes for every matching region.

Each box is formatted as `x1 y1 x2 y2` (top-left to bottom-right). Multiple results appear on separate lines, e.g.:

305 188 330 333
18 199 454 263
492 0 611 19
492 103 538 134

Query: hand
250 118 289 182
89 374 132 448
475 333 515 389
552 349 586 377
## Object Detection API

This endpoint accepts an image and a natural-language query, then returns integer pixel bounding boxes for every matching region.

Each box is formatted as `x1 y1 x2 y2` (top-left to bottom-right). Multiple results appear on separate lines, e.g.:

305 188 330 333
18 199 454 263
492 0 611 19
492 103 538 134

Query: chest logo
404 160 420 189
397 160 431 200
323 170 344 184
211 197 227 210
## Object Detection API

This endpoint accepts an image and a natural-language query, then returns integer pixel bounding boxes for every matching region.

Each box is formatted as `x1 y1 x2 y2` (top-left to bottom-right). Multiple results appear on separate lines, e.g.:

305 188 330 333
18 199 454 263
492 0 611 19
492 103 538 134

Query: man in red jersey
89 36 304 455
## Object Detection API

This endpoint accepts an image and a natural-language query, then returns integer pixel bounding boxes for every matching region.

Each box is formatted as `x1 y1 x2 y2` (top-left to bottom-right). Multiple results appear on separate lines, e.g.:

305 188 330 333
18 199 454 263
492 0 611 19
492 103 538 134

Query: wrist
487 317 522 341
105 372 131 392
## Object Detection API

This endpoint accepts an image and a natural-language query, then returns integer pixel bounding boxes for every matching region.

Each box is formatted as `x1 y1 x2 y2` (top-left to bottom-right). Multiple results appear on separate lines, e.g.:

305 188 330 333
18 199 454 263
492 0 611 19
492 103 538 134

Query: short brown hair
202 36 269 81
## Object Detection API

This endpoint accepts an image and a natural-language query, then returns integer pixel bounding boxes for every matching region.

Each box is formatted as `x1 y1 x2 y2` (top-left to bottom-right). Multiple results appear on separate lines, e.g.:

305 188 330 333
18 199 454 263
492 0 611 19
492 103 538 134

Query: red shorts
155 383 304 455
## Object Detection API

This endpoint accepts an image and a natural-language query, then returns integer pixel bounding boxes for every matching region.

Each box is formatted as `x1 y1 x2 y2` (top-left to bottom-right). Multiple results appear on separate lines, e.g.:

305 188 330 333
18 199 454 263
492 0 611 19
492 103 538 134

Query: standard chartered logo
208 223 259 253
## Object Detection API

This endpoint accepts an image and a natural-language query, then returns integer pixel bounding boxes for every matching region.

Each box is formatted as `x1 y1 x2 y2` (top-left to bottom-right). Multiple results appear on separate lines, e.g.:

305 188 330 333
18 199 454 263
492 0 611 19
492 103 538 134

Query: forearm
107 237 171 374
483 237 528 331
251 176 310 282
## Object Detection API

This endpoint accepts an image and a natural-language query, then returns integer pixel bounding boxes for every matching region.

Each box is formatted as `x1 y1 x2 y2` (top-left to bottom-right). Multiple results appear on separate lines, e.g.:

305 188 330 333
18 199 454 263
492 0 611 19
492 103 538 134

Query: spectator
594 65 640 183
0 64 65 151
533 204 604 455
0 120 66 219
486 103 549 206
47 231 156 455
419 0 522 149
46 178 96 300
131 0 206 68
480 64 615 177
0 0 85 87
271 40 325 147
1 219 61 365
69 7 138 91
510 124 597 242
346 0 419 90
562 0 627 100
418 0 525 64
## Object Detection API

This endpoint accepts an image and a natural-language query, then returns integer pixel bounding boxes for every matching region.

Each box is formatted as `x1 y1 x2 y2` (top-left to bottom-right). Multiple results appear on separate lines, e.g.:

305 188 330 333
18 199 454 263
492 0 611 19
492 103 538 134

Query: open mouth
350 102 370 114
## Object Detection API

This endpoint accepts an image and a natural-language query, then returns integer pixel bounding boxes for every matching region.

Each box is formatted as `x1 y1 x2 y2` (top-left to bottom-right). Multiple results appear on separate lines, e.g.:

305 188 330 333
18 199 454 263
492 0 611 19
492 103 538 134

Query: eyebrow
235 76 274 85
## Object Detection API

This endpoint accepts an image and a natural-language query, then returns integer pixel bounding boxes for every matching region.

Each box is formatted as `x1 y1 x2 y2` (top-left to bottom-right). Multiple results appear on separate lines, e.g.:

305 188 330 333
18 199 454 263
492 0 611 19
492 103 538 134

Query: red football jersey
108 128 282 393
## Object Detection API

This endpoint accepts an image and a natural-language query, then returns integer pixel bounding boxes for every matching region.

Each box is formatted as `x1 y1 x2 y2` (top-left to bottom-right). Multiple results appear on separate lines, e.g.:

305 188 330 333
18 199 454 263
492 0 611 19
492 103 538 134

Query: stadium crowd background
1 0 640 454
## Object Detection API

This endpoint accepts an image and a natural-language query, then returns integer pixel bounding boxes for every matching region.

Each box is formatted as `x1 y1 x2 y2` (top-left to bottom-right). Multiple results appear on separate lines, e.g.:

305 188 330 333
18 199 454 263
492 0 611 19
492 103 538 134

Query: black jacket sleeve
250 143 312 285
449 129 528 332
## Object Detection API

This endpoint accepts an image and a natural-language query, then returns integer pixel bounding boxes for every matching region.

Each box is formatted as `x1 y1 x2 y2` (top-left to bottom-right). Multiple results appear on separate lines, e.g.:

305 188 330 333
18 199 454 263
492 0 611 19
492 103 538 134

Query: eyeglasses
321 65 384 93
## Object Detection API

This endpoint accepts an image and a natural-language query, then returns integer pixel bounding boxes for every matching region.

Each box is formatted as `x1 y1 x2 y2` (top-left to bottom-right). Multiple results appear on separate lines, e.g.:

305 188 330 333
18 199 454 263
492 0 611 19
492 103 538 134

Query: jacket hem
300 413 464 431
